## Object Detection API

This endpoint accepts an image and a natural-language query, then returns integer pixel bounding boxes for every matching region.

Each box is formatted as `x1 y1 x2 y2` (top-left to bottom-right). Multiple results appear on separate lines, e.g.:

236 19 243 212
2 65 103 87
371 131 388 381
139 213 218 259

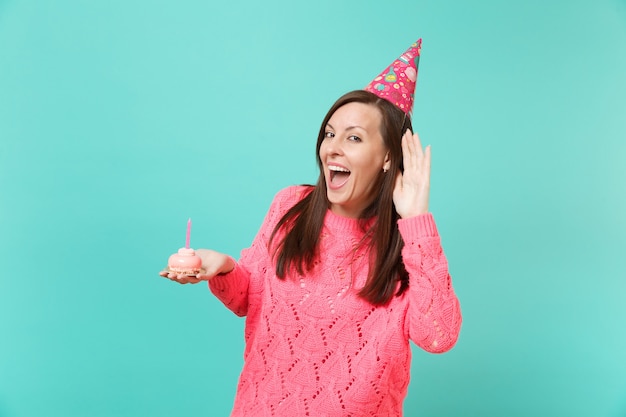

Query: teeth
329 165 350 173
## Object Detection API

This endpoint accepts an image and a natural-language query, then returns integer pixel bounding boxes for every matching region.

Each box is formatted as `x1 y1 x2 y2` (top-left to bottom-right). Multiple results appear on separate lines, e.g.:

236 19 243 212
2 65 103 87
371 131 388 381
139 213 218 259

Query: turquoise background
1 0 625 416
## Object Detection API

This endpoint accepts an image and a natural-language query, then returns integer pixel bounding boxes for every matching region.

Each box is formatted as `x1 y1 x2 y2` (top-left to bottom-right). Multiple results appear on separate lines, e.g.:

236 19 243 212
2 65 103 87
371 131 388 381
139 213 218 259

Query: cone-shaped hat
364 39 422 114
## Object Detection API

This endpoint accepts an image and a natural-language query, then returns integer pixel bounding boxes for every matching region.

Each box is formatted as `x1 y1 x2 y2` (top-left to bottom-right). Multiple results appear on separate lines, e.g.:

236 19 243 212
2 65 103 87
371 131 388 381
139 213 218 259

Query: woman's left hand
393 129 431 218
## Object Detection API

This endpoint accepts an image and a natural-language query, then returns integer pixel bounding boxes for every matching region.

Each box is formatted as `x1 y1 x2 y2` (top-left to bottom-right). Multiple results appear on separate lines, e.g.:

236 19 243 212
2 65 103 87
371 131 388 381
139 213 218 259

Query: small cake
168 248 202 275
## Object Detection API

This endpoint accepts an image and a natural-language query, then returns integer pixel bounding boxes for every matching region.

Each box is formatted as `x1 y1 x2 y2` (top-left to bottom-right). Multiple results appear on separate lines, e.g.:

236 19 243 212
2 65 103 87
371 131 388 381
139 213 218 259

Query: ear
382 151 391 172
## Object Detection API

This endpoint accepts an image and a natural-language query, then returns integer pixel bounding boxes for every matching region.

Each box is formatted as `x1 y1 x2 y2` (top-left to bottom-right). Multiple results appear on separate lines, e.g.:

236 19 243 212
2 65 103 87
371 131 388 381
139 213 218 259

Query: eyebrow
325 123 366 132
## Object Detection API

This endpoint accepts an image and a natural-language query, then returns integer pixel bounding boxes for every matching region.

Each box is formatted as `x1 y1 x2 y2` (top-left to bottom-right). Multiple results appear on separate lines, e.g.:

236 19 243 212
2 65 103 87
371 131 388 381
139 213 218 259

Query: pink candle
185 218 191 249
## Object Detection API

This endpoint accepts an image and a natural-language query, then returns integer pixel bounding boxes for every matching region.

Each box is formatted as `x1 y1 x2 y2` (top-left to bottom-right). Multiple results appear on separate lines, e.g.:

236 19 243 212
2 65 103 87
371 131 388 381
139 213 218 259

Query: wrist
398 203 429 219
220 256 236 275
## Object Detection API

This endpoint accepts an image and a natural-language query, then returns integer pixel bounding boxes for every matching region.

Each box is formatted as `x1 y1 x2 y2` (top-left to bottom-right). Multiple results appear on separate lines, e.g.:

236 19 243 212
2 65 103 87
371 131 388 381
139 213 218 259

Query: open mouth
329 165 351 187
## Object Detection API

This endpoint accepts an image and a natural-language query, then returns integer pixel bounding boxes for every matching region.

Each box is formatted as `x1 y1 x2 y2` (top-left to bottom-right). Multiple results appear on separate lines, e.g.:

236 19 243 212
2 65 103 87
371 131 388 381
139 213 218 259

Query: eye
324 131 335 139
348 135 362 142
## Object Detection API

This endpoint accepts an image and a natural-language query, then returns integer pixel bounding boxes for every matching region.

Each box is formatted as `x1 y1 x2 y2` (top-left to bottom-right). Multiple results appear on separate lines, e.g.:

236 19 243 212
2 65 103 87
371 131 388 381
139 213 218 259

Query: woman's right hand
159 249 235 285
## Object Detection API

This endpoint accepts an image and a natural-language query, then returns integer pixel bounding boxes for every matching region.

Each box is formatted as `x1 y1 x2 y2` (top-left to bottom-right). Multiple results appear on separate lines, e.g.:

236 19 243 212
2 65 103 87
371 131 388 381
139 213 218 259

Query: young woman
161 42 462 416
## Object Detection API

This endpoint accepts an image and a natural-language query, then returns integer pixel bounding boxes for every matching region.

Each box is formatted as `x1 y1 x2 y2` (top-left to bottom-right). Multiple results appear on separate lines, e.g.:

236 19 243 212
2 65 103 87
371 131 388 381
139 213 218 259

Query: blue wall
1 0 625 416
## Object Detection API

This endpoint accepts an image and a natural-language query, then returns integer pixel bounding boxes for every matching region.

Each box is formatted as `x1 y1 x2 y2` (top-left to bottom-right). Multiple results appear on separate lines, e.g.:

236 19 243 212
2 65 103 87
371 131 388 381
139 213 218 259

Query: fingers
401 130 411 169
394 129 433 218
403 129 424 158
159 270 203 285
179 275 201 284
411 130 424 156
424 144 431 181
402 129 430 176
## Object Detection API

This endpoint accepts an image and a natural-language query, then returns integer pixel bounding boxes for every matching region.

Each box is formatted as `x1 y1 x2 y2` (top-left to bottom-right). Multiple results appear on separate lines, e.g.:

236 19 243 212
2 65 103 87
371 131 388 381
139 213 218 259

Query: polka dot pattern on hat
364 39 422 114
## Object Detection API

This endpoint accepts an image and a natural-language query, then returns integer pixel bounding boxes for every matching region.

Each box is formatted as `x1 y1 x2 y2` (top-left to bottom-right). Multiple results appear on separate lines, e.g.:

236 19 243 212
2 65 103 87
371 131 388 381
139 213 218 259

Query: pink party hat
364 39 422 114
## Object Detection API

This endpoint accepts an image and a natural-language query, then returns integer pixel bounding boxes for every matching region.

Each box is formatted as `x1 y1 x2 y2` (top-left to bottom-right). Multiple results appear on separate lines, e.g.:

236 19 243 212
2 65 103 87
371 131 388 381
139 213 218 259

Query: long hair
270 90 412 305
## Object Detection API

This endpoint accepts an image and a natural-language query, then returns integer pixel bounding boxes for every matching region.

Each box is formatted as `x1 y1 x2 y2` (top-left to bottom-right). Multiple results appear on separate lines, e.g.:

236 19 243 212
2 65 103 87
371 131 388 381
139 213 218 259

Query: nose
322 136 343 157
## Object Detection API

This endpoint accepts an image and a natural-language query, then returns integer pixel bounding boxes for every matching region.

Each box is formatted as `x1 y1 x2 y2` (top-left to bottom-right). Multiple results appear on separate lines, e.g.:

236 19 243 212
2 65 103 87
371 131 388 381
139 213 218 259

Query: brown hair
270 90 412 305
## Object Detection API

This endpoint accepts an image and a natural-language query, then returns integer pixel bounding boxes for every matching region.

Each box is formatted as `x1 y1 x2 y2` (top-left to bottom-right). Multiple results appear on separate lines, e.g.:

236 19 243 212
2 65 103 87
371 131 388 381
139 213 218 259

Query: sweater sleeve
207 258 251 317
208 186 305 317
398 213 462 353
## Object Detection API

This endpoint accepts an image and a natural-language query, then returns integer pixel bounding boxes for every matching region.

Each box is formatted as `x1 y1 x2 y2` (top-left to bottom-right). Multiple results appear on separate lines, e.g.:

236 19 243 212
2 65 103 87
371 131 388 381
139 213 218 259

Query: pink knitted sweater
209 186 462 416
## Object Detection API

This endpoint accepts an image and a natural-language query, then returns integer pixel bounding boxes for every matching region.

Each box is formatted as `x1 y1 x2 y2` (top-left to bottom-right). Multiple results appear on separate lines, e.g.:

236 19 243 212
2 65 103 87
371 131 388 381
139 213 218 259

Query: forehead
328 102 382 132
